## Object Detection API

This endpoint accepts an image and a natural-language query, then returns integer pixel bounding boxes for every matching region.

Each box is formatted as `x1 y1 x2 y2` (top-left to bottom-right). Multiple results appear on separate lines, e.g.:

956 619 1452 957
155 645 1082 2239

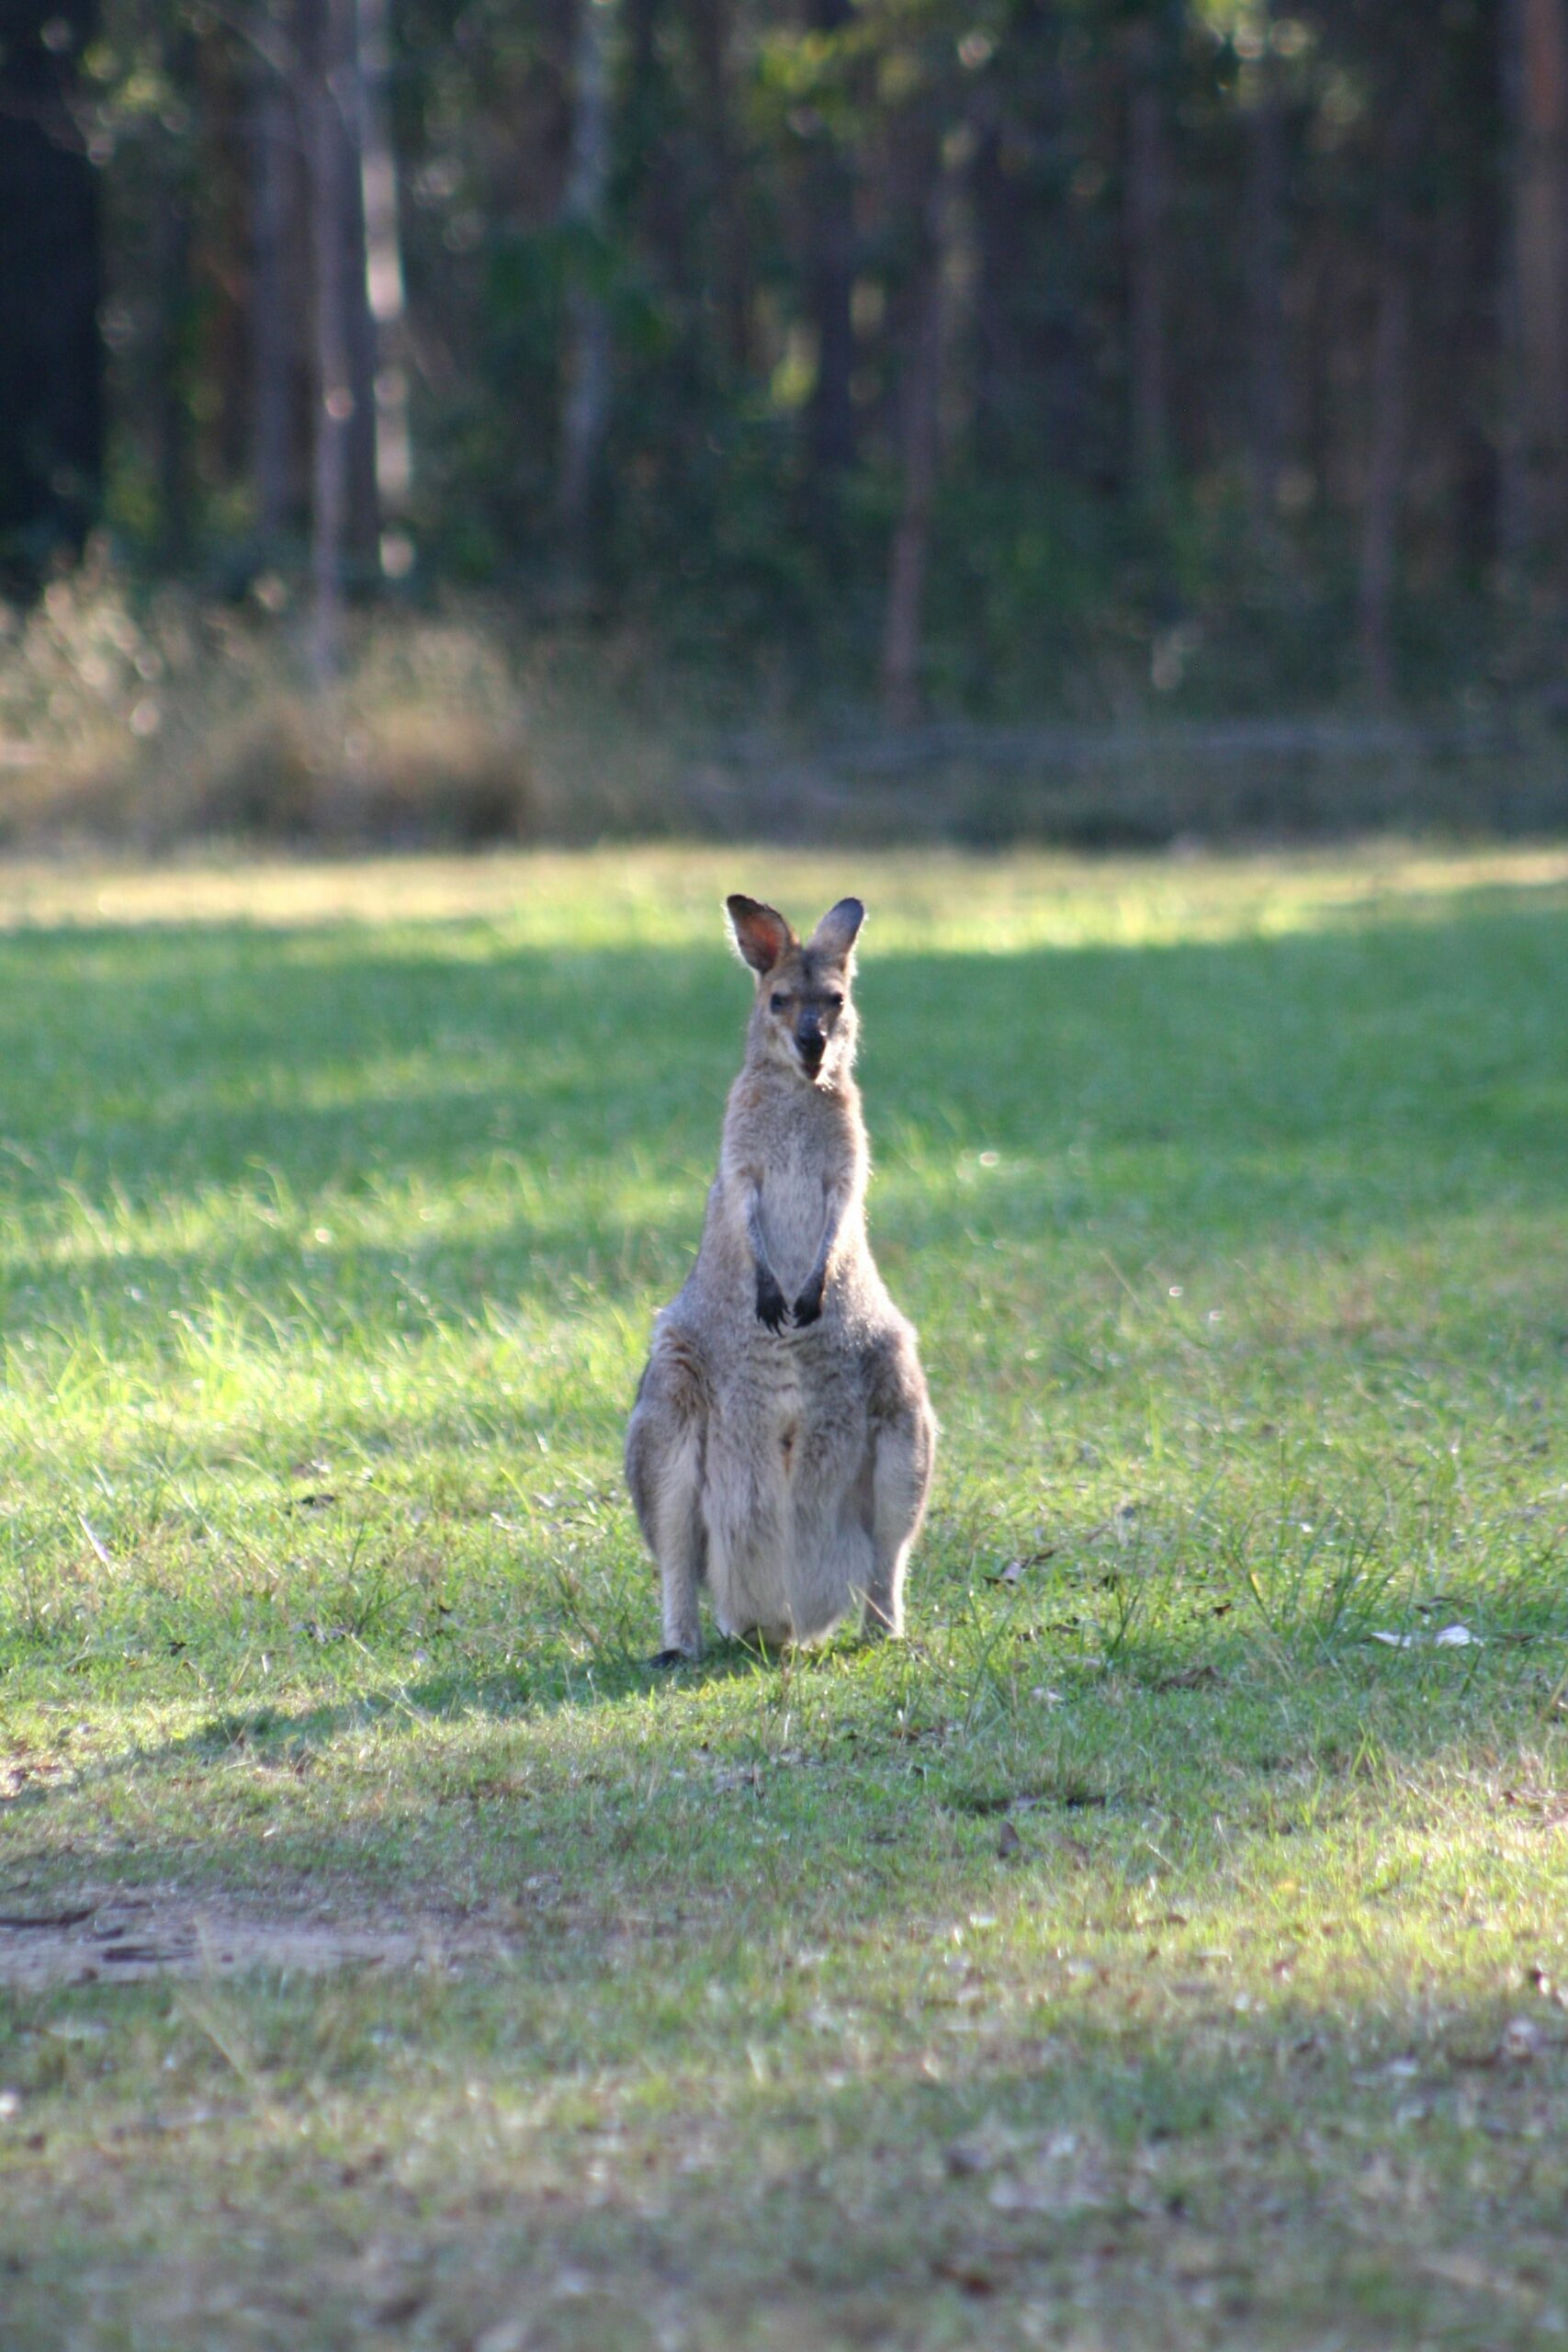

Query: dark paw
649 1647 694 1669
756 1271 789 1332
792 1278 824 1328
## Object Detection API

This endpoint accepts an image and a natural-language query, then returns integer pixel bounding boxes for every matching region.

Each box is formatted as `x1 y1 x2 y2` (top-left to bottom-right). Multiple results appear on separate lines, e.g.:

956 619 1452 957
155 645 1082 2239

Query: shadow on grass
2 894 1567 1294
175 1634 801 1751
6 1610 1556 1948
4 1990 1565 2350
2 888 1566 1993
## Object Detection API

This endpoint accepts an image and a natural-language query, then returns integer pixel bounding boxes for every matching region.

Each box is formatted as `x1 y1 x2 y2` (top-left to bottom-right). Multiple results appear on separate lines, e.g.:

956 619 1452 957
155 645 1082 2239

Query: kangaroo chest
757 1148 829 1302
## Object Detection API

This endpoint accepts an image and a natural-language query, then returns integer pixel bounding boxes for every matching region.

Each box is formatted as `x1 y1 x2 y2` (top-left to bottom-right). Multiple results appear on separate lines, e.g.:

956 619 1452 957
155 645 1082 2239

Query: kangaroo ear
809 898 864 963
727 895 795 975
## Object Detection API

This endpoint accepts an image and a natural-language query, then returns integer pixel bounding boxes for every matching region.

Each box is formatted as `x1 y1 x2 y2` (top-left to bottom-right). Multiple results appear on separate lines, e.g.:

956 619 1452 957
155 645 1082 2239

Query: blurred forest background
6 0 1568 843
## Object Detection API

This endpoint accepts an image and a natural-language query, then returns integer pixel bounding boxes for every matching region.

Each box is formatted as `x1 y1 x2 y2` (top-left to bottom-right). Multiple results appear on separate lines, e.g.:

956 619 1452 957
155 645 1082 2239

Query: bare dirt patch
0 1891 462 1992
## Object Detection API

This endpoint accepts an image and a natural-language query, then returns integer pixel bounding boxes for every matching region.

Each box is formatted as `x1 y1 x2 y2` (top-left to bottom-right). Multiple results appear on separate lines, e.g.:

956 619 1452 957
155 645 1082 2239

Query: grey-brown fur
625 893 935 1659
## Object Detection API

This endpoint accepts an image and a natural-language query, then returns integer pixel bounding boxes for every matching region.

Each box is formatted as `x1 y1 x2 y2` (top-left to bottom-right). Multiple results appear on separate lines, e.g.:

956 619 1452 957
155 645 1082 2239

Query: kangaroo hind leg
625 1330 710 1661
862 1339 936 1639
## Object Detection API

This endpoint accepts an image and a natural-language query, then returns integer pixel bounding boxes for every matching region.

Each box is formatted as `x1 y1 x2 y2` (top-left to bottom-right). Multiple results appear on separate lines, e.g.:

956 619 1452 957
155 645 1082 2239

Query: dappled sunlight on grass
4 845 1568 2346
4 837 1568 950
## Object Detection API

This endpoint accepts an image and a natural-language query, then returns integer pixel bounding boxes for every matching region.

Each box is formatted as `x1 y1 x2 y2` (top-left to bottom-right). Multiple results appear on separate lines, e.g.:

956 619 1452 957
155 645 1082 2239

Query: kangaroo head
727 894 864 1087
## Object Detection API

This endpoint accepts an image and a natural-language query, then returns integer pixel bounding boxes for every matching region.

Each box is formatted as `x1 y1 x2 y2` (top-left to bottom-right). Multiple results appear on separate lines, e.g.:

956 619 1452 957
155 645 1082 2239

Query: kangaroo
626 893 936 1661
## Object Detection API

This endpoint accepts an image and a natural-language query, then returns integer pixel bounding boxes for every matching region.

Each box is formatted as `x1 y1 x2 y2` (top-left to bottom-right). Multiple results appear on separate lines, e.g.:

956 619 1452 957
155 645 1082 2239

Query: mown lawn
4 843 1568 2350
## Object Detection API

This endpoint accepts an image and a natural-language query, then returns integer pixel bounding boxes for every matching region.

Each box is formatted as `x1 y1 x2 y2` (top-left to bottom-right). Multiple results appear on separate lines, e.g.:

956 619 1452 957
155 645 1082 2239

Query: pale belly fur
703 1351 872 1643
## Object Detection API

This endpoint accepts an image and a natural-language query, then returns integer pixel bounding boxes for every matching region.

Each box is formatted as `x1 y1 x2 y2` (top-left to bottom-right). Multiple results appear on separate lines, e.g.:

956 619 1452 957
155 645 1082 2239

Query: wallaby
626 893 936 1660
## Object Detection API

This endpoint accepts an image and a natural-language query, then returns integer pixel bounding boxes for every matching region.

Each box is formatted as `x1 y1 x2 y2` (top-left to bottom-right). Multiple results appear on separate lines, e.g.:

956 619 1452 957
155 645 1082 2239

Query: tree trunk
1244 24 1285 559
803 0 856 489
1358 234 1410 702
1503 0 1568 586
625 0 660 164
0 0 103 586
690 0 751 375
557 0 615 589
338 20 379 574
880 133 965 730
304 0 354 677
152 48 194 570
624 0 686 315
357 0 412 534
1359 79 1423 702
250 25 300 553
970 20 1091 486
1125 17 1168 507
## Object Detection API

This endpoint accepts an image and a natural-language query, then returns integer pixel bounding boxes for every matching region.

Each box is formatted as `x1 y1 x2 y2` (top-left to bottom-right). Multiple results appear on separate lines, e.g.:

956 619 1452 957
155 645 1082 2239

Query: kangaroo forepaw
649 1646 697 1669
755 1270 789 1332
792 1278 824 1327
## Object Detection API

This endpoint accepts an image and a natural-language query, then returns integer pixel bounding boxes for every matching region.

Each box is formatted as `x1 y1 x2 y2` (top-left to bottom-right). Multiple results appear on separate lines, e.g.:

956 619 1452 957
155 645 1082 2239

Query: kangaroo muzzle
795 1018 826 1072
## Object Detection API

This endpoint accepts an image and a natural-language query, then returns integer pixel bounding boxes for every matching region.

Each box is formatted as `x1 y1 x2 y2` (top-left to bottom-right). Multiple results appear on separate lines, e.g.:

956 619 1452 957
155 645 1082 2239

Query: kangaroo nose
798 1025 825 1062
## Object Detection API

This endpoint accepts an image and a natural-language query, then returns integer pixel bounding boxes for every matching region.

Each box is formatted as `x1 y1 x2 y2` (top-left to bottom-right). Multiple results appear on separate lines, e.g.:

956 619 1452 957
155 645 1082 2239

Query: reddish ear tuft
727 895 795 975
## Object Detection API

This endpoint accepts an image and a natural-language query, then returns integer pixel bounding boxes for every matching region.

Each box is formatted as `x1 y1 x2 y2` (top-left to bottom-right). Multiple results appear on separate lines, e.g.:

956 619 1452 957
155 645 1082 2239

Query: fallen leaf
374 2290 427 2326
1147 1663 1220 1692
1419 2250 1492 2294
1042 1826 1093 1862
945 2120 1021 2177
987 1547 1055 1586
931 2254 1005 2297
987 2132 1111 2217
1500 2015 1544 2062
1166 2233 1226 2279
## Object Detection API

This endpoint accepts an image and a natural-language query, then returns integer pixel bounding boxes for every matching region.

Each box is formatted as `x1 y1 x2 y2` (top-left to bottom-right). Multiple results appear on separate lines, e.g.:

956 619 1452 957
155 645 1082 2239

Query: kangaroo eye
829 992 844 1010
770 993 786 1012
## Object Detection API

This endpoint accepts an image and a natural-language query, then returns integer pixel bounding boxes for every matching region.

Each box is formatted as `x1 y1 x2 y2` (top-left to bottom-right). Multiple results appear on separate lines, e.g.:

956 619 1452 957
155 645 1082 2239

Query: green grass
5 842 1568 2349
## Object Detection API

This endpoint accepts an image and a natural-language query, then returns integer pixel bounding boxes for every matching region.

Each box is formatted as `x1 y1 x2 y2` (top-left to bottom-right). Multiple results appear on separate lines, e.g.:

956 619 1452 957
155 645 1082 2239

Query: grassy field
4 842 1568 2349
